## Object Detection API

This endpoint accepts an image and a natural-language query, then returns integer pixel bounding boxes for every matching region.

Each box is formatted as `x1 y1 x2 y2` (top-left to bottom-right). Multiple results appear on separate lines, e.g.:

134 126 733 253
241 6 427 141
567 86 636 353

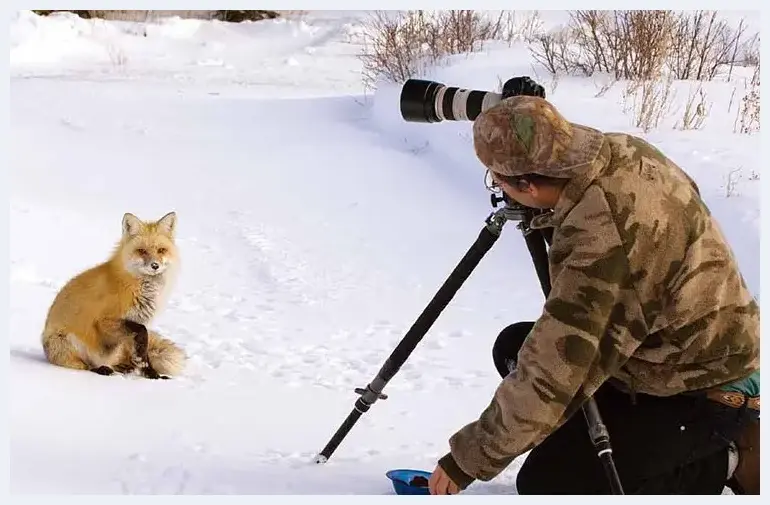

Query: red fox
41 211 186 379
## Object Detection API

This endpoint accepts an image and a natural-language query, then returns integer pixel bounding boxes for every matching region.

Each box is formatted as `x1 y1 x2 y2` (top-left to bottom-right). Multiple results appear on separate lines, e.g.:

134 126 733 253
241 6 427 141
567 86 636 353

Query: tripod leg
523 224 625 494
583 398 624 494
314 211 509 463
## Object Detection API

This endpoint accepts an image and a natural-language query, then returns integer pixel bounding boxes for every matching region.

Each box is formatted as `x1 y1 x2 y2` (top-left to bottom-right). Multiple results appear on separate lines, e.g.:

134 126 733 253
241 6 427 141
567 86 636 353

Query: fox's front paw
91 365 115 376
142 366 169 380
114 363 136 374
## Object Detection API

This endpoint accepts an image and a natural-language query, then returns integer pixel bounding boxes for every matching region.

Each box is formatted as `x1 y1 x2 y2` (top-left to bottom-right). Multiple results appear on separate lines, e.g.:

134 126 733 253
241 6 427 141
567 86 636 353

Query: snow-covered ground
10 10 761 494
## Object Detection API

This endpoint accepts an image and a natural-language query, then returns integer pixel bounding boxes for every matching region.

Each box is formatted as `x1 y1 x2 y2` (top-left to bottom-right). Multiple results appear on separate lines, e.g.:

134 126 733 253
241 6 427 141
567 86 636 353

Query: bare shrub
436 10 509 53
621 75 676 132
675 85 712 130
668 11 751 81
530 29 577 74
580 10 675 79
725 20 755 81
359 10 525 88
737 65 760 134
530 33 559 74
503 11 544 44
359 11 437 89
530 10 758 84
739 33 760 66
531 11 677 80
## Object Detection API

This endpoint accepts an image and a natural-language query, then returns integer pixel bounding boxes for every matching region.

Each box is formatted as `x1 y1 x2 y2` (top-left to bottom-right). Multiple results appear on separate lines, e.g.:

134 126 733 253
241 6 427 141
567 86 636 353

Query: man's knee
492 321 535 378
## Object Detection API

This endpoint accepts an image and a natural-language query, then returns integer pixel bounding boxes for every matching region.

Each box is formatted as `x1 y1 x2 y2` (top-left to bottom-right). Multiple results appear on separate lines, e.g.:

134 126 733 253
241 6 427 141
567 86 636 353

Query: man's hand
429 464 461 495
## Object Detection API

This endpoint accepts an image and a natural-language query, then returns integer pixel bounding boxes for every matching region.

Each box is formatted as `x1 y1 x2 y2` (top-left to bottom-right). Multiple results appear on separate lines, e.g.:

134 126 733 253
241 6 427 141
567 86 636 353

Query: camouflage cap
472 95 606 179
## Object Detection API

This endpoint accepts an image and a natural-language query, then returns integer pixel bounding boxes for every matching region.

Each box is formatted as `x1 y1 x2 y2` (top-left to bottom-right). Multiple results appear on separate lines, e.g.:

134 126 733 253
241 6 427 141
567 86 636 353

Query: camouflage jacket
440 133 760 488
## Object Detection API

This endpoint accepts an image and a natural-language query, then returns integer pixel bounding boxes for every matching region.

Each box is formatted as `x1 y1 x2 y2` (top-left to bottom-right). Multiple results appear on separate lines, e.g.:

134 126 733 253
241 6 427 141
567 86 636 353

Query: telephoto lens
399 79 503 123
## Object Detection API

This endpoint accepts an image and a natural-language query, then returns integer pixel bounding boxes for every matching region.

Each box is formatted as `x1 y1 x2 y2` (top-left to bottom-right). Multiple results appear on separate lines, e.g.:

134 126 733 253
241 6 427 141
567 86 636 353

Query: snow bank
10 10 119 66
9 10 370 97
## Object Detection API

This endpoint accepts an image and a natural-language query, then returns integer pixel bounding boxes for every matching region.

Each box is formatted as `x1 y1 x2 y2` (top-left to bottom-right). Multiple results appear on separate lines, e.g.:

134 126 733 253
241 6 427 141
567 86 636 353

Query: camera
399 79 503 123
399 76 546 124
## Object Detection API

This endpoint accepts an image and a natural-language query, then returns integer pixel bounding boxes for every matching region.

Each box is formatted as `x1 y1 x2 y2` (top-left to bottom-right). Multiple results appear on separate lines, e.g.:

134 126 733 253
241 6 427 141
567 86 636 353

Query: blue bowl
386 469 432 495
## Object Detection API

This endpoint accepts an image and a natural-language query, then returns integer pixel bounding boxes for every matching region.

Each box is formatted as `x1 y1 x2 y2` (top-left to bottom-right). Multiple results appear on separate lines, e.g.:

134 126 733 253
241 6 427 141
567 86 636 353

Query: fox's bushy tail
147 331 186 376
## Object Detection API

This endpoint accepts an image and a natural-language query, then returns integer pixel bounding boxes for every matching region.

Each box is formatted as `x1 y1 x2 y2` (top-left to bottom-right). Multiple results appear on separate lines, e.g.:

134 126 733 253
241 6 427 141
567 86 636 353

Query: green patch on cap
511 114 535 154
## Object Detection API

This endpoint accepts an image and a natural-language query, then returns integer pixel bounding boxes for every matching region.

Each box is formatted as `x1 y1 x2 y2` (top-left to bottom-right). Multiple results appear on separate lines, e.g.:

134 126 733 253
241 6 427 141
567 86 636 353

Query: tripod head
486 189 552 239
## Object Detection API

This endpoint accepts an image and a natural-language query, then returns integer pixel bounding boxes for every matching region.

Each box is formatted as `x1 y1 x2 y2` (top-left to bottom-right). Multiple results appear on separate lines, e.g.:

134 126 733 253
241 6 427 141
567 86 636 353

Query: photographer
428 78 759 495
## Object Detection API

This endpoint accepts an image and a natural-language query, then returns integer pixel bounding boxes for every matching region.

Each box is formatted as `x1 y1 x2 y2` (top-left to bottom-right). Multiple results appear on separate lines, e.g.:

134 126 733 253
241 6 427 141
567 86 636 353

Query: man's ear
515 178 534 194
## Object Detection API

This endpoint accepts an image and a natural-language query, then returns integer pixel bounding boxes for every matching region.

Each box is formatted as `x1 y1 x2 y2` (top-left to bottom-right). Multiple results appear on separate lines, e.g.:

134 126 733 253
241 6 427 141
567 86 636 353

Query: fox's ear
156 211 177 237
122 213 144 238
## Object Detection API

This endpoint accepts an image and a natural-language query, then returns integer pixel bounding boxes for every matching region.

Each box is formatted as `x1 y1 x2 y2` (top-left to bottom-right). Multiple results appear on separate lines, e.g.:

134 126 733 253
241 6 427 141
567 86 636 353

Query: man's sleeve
439 187 648 487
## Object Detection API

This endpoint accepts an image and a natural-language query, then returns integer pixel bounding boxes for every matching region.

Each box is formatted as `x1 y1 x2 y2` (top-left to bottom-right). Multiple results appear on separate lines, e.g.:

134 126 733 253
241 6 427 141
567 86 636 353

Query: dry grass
621 75 676 133
675 84 712 130
736 64 760 134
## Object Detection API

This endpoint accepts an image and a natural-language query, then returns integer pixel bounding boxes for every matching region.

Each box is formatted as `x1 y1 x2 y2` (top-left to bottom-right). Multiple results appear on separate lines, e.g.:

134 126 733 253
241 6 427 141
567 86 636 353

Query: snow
9 10 760 495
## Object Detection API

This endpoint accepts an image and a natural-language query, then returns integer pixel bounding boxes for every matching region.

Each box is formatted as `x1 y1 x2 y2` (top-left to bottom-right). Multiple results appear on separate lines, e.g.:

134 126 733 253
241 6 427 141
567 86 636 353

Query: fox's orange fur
41 211 186 377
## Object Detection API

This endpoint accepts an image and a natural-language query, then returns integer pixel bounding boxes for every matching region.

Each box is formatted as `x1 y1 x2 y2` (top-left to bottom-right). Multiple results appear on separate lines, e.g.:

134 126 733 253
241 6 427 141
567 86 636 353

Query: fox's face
118 212 179 278
124 236 177 276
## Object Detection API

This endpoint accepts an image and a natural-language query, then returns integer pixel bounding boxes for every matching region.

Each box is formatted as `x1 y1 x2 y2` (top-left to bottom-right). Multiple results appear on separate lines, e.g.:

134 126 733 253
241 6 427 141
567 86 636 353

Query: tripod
314 195 625 495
